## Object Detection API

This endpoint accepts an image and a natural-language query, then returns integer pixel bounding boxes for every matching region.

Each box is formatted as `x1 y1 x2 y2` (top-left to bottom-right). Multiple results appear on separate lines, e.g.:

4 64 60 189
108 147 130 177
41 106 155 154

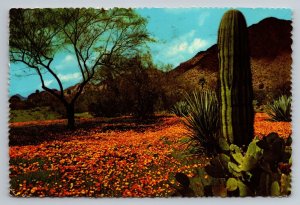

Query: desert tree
9 8 151 128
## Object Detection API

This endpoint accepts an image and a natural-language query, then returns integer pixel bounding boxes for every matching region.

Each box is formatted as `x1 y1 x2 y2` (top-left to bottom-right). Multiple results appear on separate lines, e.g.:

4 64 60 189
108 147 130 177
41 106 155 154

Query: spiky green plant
266 95 292 122
171 101 190 117
218 9 254 147
183 90 220 155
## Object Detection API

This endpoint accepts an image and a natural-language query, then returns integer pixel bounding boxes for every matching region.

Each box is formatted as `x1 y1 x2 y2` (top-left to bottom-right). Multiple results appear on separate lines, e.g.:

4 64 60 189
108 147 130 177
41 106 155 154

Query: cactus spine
218 10 254 146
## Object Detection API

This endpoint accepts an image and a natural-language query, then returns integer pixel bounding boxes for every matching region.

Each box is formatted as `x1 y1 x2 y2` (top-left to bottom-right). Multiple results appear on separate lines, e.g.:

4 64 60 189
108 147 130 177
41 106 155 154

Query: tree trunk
66 103 75 129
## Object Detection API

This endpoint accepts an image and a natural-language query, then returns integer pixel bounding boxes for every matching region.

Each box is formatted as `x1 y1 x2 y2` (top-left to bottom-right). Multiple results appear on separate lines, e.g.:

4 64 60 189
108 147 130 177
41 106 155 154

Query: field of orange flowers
9 113 291 197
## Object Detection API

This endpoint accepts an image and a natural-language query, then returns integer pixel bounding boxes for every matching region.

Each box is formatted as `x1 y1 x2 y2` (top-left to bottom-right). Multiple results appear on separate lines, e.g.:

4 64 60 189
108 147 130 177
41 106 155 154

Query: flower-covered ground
254 113 291 139
9 113 291 197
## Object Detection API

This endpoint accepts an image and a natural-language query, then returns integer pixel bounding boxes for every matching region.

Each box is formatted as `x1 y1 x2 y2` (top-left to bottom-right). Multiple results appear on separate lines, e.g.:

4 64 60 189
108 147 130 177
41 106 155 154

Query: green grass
10 107 62 122
75 112 93 119
10 107 94 122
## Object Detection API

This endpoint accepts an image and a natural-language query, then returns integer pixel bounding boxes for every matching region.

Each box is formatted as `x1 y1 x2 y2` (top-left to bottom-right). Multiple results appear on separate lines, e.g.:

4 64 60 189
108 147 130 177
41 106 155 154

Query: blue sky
9 8 292 97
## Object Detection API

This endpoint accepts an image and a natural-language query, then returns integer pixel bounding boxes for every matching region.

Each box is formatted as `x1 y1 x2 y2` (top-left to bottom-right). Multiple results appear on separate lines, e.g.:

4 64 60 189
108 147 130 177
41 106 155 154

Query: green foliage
9 107 62 122
89 55 161 118
183 90 220 155
171 101 190 117
74 112 93 119
266 95 292 122
218 9 254 146
226 178 238 191
204 132 292 196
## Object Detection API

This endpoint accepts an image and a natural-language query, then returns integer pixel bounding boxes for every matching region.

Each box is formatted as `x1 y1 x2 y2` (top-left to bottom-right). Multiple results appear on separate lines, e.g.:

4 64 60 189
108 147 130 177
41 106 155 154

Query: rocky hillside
168 17 292 103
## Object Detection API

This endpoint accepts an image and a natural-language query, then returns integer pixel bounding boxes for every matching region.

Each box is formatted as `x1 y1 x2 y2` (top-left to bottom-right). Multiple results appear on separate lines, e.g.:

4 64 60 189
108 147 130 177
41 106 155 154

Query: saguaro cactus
218 9 254 146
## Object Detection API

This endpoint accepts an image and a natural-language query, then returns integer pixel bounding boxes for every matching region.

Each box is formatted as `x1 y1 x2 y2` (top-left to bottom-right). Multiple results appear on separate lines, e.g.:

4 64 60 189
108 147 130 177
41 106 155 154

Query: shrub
89 94 124 118
183 90 220 155
171 101 190 117
266 95 292 122
89 56 162 118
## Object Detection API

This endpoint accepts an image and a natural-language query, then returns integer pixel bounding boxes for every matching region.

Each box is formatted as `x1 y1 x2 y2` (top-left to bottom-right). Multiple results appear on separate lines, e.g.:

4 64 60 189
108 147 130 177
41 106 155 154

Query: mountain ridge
170 17 292 76
167 17 292 104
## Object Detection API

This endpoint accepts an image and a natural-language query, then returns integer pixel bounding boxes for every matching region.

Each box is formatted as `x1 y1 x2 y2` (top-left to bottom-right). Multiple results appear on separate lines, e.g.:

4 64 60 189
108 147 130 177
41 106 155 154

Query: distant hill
13 94 27 101
168 17 292 103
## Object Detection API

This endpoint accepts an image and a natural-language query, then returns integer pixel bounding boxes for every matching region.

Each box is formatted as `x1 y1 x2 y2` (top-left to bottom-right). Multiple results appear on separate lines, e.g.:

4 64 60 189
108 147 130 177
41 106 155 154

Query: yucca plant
171 101 190 117
183 90 220 155
266 95 292 122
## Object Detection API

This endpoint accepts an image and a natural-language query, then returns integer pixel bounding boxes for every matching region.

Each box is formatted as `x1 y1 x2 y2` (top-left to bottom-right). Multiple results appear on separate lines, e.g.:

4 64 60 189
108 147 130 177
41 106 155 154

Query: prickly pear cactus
218 9 254 146
205 133 292 196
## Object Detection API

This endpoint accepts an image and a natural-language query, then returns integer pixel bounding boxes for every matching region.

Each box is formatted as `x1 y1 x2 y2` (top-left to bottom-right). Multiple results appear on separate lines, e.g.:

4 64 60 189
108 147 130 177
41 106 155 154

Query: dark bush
9 95 27 110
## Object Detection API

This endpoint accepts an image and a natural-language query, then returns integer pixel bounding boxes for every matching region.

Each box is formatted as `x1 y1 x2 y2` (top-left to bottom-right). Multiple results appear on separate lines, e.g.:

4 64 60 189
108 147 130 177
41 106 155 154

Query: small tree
90 54 160 118
124 56 158 118
10 8 151 128
199 77 206 89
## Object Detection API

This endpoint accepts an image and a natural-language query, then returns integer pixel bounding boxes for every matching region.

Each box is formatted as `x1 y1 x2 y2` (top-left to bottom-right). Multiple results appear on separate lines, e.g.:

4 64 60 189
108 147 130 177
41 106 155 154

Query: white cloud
165 30 196 57
64 55 75 62
39 79 54 88
167 42 188 57
185 30 196 39
44 80 54 87
165 35 208 57
157 29 210 67
188 38 208 54
198 12 210 26
55 54 76 70
58 72 82 82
